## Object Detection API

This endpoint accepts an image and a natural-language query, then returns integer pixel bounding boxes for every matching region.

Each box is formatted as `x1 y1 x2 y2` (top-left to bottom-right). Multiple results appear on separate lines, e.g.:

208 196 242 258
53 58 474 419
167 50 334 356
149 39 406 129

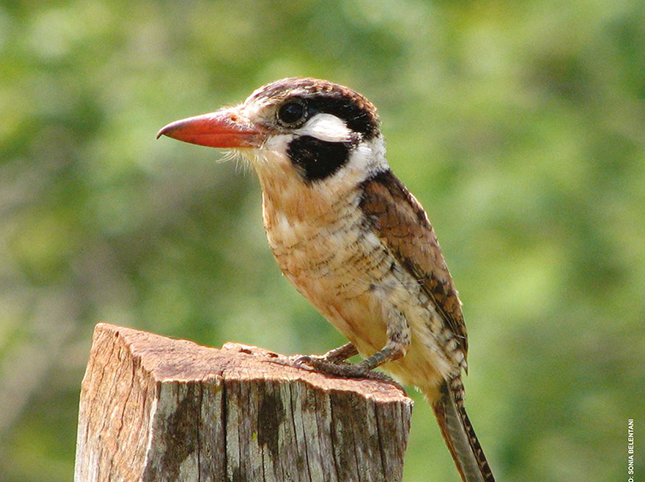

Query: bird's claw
292 354 341 370
290 354 405 391
292 354 315 367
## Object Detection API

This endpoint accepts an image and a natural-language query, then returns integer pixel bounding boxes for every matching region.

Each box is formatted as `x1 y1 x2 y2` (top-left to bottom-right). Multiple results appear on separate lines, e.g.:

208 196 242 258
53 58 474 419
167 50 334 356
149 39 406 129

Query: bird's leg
292 342 356 368
321 342 359 363
295 307 410 388
358 306 410 371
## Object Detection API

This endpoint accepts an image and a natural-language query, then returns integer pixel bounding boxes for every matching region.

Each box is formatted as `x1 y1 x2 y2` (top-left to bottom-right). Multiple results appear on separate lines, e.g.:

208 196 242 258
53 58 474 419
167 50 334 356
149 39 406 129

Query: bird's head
158 78 388 186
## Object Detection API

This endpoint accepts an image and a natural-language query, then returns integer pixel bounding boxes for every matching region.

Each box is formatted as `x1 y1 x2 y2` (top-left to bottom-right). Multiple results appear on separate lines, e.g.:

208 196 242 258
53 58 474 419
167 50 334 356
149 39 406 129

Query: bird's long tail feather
429 379 495 482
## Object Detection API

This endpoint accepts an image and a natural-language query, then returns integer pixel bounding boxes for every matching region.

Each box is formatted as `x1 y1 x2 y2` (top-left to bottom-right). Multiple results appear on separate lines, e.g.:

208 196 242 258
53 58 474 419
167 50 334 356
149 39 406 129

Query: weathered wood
74 323 413 482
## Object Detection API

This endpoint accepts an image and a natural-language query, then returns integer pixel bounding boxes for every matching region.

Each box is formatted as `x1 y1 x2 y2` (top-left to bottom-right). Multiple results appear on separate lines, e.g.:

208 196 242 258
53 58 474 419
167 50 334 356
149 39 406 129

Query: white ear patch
296 113 353 142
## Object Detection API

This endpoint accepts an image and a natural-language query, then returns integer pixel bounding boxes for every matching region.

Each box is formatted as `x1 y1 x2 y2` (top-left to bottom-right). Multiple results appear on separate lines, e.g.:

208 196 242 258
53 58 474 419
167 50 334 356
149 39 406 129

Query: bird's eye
277 101 307 126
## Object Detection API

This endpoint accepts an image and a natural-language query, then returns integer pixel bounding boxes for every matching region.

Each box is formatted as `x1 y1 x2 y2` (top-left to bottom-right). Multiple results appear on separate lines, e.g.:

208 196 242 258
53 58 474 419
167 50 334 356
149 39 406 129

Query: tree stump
74 323 413 482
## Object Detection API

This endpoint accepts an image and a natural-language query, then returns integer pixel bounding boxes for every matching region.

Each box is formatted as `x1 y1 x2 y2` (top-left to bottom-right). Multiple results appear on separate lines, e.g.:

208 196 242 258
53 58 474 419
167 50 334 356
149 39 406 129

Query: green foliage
1 1 644 481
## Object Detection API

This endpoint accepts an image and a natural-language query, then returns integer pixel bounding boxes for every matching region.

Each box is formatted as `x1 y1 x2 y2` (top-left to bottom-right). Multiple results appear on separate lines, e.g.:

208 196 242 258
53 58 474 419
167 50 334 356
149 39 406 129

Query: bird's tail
428 378 495 482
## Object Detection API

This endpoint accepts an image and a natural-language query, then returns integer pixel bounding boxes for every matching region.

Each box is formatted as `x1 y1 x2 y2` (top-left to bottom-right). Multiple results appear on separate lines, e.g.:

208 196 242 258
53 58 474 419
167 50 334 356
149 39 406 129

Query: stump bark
74 323 413 482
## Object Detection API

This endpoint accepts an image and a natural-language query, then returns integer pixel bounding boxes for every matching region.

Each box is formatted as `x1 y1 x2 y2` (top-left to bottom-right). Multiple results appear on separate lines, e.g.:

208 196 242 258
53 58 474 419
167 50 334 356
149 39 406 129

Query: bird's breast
263 187 390 340
265 190 386 298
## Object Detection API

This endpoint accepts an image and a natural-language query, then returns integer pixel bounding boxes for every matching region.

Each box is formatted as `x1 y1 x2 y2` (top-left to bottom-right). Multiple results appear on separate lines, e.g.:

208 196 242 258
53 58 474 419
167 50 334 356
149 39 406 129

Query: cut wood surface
74 323 413 482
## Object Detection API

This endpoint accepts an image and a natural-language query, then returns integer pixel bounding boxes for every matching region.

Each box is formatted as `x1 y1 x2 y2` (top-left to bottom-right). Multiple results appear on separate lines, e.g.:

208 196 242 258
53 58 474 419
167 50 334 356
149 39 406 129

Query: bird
157 77 495 482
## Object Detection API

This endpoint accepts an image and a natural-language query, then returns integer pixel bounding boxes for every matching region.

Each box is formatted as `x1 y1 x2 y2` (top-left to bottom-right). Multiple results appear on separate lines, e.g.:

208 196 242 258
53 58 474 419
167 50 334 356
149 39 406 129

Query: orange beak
156 109 264 148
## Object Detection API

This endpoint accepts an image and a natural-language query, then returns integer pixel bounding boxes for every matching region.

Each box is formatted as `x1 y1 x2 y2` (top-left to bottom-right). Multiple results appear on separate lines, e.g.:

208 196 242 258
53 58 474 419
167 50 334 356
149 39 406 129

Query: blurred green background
1 0 644 481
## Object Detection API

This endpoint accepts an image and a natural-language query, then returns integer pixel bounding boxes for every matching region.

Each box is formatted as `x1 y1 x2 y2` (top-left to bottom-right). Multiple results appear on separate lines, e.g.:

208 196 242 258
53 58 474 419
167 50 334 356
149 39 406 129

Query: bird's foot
292 355 404 390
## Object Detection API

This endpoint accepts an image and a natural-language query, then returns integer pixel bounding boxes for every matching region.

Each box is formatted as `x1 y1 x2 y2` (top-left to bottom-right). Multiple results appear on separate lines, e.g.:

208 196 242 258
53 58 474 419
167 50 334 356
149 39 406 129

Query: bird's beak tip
156 118 191 142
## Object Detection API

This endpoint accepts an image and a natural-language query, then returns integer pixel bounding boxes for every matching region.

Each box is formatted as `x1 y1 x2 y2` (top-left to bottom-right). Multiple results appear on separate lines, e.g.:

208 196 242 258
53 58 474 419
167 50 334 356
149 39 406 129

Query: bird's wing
359 169 468 357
